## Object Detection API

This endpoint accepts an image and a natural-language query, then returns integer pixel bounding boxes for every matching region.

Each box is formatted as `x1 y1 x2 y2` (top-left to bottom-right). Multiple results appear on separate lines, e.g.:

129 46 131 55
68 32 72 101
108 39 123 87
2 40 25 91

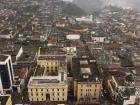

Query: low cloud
106 0 140 9
74 0 140 13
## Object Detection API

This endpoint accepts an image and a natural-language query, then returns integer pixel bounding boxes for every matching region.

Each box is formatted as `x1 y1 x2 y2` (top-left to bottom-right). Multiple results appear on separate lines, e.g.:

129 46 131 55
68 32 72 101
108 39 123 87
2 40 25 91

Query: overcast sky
63 0 140 10
63 0 73 2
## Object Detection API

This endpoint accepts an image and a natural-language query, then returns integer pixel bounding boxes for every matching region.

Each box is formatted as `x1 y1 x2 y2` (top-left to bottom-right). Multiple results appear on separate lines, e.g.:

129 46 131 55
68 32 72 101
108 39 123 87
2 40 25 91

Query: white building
76 15 93 23
0 54 14 95
91 36 106 43
0 29 13 39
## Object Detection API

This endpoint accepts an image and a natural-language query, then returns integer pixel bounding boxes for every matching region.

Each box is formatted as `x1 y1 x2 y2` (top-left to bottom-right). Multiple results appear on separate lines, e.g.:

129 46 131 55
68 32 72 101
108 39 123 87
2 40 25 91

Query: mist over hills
73 0 140 13
74 0 105 13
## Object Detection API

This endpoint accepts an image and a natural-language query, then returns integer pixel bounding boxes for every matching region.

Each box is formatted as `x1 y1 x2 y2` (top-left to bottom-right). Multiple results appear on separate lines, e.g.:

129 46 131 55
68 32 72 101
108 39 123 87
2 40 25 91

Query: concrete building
0 44 24 65
13 65 29 93
91 36 106 43
0 54 14 95
76 15 93 23
135 76 140 102
0 95 13 105
72 57 102 104
37 55 67 76
37 47 67 75
116 88 136 105
108 75 123 101
0 29 13 39
65 47 77 64
28 67 68 102
107 74 136 101
28 48 68 102
91 33 106 43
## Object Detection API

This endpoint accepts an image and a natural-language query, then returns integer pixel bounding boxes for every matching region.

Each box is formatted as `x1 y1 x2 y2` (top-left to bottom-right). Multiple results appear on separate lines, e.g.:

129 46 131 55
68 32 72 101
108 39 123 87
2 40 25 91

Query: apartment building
72 57 102 104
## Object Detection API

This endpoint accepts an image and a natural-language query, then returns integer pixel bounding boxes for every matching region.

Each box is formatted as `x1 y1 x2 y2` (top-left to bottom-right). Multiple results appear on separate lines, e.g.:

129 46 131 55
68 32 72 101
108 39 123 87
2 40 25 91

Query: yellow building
0 95 12 105
28 47 68 102
37 56 66 75
37 47 67 75
72 57 102 104
28 71 68 102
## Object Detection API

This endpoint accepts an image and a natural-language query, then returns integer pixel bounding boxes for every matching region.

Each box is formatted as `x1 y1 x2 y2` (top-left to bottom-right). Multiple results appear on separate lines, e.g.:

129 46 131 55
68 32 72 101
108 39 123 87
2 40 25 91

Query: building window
81 89 83 92
81 85 83 87
95 89 96 91
63 89 64 91
95 84 97 88
52 98 54 100
42 98 44 101
55 62 57 65
62 93 64 96
36 93 38 96
62 98 64 100
93 98 96 100
36 89 38 91
47 89 48 91
81 93 82 96
61 72 64 81
57 89 59 91
52 89 54 91
52 93 54 96
87 84 91 87
58 98 59 101
37 98 38 101
31 93 33 96
31 89 32 91
41 93 43 96
41 89 43 91
57 93 59 96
